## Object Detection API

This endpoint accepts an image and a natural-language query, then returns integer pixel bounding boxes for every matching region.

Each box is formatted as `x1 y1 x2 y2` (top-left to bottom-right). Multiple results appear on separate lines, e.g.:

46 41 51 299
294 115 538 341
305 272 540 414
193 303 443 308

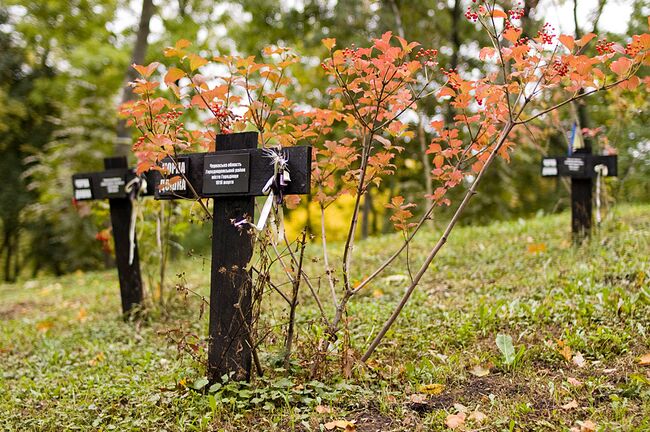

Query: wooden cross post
152 131 311 382
72 156 154 315
541 153 617 240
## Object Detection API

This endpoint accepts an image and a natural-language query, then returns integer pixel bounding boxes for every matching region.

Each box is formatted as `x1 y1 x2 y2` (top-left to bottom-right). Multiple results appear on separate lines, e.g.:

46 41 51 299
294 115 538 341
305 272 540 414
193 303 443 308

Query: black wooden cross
151 131 311 382
72 156 154 315
541 151 617 239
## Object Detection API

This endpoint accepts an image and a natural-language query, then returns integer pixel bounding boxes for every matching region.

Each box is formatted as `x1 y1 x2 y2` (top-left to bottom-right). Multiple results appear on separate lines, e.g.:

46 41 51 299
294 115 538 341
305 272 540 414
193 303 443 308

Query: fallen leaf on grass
88 352 105 366
409 393 427 404
77 308 87 322
36 320 53 333
324 419 356 431
567 377 583 387
562 399 579 410
527 242 547 254
638 353 650 366
572 352 586 368
419 383 445 395
315 405 331 414
453 403 468 413
557 339 573 361
571 420 596 432
445 412 466 429
469 364 490 377
468 410 487 422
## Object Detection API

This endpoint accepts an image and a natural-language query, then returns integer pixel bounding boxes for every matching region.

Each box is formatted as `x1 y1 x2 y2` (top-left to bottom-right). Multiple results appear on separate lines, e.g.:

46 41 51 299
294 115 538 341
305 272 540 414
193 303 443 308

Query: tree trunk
114 0 155 156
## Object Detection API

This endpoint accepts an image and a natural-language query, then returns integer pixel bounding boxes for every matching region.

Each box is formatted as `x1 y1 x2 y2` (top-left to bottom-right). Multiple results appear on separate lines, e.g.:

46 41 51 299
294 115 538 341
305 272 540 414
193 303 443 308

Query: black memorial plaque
155 156 190 199
540 155 617 179
203 153 251 195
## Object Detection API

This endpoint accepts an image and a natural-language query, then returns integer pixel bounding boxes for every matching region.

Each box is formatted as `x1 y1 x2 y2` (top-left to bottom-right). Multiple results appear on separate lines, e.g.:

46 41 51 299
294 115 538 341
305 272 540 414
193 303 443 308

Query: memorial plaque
540 155 616 179
73 177 93 201
99 173 127 198
541 158 558 177
563 157 585 176
155 156 190 199
203 153 251 195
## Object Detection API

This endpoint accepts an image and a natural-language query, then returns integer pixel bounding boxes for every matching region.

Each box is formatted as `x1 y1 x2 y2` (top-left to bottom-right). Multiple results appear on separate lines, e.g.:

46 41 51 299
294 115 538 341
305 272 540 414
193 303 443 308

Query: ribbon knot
235 147 291 241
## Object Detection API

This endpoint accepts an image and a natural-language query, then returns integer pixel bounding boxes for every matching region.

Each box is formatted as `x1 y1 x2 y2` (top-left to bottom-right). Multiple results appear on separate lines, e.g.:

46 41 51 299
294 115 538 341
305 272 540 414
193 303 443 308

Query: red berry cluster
625 36 643 56
209 102 229 119
595 38 615 55
464 6 479 22
441 68 461 90
508 3 525 20
552 59 569 76
515 36 530 47
416 48 438 65
537 23 556 44
209 101 239 134
320 62 330 71
342 43 361 59
155 109 182 126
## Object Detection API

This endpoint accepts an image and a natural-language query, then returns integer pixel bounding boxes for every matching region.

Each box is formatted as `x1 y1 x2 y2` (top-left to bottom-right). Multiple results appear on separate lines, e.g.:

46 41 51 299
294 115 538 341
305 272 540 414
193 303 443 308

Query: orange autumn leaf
437 87 455 99
164 67 185 85
559 34 575 51
610 57 633 75
322 38 336 50
503 27 522 43
133 62 160 78
188 54 208 72
639 353 650 366
491 9 508 19
576 33 597 47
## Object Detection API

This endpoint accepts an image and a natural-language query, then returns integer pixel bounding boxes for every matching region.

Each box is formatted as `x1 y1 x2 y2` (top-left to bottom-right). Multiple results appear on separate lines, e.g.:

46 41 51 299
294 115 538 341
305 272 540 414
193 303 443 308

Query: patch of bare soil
407 374 529 413
0 300 40 319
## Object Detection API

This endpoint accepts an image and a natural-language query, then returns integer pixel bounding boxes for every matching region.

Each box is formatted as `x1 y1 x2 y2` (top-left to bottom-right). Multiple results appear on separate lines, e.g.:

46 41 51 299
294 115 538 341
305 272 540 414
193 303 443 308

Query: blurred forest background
1 0 648 283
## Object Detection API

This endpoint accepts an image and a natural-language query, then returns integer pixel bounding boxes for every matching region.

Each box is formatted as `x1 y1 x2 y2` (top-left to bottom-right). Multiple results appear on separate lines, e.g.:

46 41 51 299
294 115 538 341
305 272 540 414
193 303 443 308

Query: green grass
1 204 649 431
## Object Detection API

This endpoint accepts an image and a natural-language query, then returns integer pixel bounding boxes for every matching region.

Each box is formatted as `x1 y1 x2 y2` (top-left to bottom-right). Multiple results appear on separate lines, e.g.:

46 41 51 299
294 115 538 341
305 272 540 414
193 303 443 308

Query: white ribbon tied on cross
236 147 290 240
125 176 148 265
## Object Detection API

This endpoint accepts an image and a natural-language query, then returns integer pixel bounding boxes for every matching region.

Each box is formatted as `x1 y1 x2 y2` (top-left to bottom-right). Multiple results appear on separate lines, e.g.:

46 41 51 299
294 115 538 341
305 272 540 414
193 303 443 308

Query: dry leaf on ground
638 353 650 366
567 377 583 387
573 352 586 367
562 399 579 410
469 364 490 377
409 393 427 404
468 410 487 422
315 405 331 414
324 420 356 431
571 420 596 432
445 412 466 429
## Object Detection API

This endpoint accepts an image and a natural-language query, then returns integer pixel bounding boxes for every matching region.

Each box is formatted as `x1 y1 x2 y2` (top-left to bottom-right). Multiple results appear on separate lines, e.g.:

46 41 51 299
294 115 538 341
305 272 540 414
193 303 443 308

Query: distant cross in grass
541 147 617 240
72 157 154 316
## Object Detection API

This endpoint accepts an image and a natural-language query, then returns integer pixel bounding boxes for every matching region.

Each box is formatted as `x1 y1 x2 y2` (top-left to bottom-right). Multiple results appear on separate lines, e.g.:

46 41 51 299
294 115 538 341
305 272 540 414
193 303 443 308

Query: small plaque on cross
203 153 251 195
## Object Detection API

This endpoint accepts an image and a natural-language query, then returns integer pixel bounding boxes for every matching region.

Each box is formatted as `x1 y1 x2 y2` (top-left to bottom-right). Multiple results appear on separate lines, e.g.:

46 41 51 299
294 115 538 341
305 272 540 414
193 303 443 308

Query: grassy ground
1 204 648 431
